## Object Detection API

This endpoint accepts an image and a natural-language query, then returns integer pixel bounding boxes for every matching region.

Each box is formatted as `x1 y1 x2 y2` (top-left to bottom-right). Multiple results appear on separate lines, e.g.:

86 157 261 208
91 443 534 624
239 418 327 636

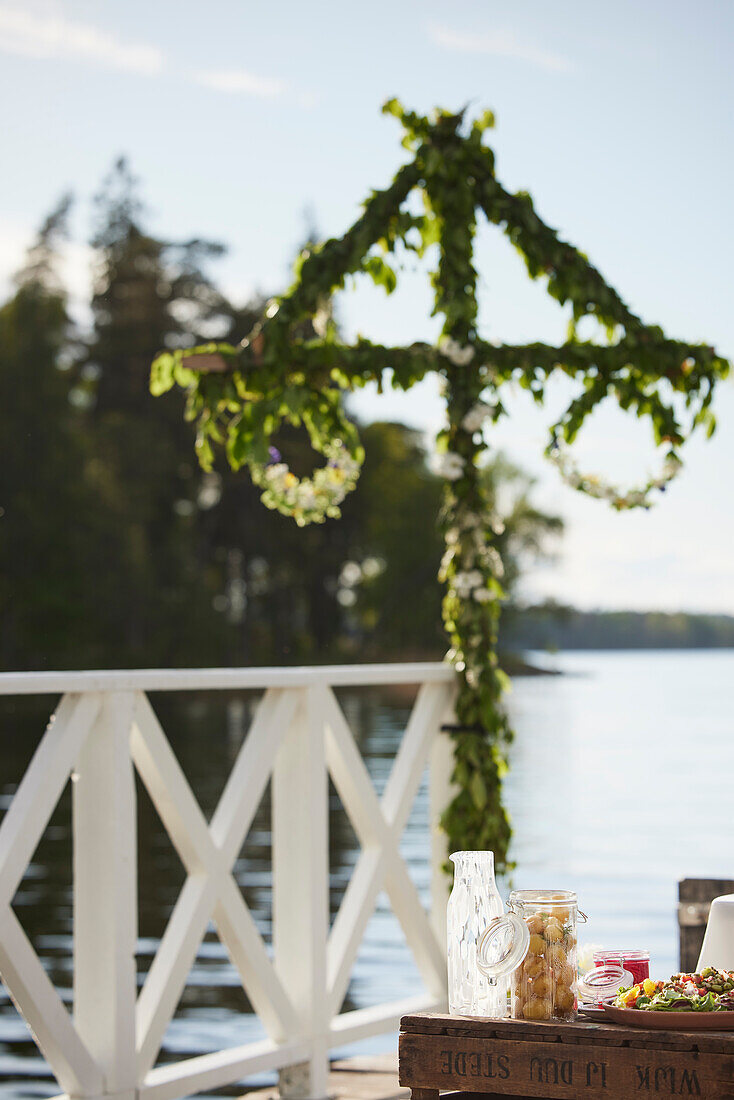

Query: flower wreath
249 426 362 526
546 437 683 511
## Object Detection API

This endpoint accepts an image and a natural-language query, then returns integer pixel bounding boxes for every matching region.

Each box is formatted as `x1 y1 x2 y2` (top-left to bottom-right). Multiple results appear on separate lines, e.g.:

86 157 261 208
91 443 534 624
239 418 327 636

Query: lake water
1 650 733 1097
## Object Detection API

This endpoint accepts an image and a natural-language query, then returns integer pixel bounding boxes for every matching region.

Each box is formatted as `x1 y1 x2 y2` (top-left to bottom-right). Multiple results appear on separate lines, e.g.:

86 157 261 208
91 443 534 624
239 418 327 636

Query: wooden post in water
678 878 734 972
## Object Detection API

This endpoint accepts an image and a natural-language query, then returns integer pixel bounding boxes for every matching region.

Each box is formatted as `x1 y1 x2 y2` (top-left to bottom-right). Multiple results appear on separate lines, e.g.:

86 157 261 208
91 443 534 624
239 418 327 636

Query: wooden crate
399 1013 734 1099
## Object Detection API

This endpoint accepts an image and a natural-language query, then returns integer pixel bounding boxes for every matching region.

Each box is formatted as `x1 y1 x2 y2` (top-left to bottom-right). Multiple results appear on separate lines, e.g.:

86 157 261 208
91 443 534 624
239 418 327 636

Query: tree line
0 160 562 672
506 604 734 650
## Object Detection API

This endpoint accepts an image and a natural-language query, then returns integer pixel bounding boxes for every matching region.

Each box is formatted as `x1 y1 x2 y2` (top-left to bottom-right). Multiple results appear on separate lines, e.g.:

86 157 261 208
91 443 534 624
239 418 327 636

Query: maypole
151 101 729 873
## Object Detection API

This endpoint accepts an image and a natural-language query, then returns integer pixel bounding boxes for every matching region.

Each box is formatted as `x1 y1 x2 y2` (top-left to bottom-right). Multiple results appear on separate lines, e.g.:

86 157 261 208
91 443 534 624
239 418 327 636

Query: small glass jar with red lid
593 949 650 986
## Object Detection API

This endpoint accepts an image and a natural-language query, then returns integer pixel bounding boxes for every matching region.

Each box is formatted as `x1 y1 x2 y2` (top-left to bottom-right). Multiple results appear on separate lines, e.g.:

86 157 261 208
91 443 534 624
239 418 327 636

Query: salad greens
614 967 734 1012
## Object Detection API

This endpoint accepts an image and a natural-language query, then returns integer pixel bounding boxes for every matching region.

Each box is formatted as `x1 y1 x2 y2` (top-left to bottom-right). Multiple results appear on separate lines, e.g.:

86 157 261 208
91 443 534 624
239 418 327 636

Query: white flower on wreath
296 483 317 509
465 666 479 688
453 569 483 598
439 336 475 367
661 454 683 480
473 587 494 604
483 545 505 579
440 546 457 576
430 451 465 480
461 401 494 434
458 510 481 531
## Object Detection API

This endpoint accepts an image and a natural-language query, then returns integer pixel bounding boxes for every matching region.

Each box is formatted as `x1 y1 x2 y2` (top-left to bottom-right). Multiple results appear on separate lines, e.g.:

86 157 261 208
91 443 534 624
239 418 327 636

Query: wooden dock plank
238 1055 408 1100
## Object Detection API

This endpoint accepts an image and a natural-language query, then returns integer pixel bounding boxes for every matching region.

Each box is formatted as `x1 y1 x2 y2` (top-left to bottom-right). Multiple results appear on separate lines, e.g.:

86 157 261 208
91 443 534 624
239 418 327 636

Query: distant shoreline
503 607 734 653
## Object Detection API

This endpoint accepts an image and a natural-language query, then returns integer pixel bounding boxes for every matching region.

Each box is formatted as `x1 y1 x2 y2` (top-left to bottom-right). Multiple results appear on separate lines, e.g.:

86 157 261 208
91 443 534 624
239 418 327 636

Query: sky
1 0 733 613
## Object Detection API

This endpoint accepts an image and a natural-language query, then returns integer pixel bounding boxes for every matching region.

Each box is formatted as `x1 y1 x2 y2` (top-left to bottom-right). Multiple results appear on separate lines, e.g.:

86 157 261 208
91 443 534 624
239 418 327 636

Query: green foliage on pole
151 101 729 875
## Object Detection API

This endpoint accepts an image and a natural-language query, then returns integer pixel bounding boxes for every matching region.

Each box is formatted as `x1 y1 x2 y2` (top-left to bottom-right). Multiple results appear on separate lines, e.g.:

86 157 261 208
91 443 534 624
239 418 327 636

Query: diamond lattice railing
0 667 455 1100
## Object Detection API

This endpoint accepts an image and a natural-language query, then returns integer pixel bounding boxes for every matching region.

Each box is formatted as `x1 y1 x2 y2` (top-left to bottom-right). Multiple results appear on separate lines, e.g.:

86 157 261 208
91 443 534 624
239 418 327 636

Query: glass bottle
447 851 509 1016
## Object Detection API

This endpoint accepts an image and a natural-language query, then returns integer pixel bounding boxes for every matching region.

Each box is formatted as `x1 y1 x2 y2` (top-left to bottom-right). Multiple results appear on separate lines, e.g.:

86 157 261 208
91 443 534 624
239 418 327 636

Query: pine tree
81 159 233 665
0 197 106 668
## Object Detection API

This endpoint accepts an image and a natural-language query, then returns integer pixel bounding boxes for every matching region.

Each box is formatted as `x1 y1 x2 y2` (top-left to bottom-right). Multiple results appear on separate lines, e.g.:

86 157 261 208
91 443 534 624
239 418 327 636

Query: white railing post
73 692 138 1100
272 687 330 1100
428 685 457 963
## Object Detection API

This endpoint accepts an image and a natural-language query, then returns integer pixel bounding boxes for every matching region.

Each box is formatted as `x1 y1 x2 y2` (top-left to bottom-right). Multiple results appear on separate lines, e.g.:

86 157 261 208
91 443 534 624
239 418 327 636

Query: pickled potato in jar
510 892 578 1022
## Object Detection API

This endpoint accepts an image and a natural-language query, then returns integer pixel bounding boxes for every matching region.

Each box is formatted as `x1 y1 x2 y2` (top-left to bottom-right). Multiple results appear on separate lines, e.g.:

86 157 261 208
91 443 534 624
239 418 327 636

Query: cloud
427 21 571 74
0 4 290 98
195 68 287 99
0 4 163 74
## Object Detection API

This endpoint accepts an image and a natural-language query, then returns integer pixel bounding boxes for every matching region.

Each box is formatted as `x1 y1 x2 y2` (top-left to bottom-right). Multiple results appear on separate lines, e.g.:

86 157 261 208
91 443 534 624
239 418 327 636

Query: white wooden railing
0 664 456 1100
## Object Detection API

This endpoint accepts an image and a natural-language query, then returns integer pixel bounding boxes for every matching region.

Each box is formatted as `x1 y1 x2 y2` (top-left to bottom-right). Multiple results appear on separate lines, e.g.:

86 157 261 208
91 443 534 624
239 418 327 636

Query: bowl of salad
602 967 734 1029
